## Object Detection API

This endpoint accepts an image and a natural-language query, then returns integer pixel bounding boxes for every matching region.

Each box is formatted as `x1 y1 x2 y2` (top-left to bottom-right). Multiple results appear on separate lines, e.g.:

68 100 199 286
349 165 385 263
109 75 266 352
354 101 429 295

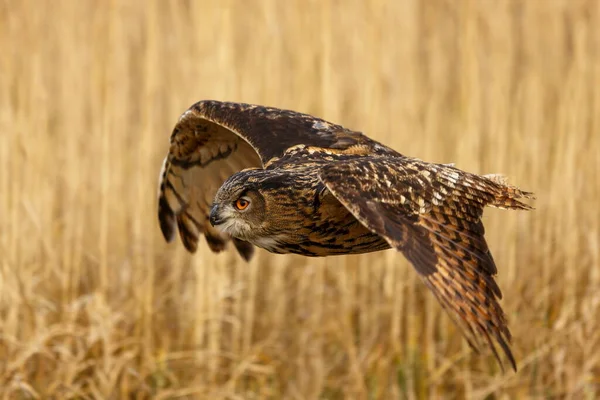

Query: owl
158 100 534 371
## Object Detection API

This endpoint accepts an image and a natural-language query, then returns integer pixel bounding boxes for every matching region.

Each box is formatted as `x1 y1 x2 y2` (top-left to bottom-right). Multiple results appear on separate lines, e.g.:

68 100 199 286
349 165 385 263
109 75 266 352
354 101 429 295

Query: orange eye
235 198 250 210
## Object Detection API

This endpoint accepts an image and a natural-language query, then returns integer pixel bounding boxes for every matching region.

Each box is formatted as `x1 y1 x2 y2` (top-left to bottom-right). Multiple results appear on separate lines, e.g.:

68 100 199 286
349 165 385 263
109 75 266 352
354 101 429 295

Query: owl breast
294 192 391 256
250 173 391 256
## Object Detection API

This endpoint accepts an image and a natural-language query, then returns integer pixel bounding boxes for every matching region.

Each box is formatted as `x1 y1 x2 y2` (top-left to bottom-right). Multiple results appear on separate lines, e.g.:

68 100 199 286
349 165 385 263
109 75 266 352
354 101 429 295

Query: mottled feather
158 101 373 257
319 157 533 370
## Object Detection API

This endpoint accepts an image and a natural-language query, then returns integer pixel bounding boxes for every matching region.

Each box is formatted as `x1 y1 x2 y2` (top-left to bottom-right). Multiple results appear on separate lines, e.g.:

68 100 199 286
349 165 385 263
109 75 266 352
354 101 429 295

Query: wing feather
320 156 533 371
158 100 369 258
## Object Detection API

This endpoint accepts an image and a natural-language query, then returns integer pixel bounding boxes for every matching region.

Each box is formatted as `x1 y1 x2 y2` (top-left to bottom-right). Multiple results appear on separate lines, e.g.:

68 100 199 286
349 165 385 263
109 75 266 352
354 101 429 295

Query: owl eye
234 198 250 211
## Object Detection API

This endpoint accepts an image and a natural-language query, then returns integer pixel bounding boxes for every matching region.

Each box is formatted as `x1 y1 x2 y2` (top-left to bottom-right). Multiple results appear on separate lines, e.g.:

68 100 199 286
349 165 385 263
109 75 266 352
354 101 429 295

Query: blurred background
1 0 599 398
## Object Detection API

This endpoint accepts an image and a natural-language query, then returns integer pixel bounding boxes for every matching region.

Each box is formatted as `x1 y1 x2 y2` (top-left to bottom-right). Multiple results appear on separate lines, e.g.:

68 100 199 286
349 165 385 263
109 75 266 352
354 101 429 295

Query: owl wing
158 100 367 259
319 156 534 371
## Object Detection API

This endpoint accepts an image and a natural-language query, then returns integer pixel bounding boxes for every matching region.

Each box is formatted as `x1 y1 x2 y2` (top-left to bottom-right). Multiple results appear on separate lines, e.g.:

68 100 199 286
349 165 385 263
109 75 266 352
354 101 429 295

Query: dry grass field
1 0 599 398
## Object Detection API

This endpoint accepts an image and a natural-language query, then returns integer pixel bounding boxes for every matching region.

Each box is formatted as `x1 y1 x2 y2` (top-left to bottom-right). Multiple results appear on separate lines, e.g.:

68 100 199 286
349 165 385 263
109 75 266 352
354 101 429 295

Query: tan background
1 0 599 398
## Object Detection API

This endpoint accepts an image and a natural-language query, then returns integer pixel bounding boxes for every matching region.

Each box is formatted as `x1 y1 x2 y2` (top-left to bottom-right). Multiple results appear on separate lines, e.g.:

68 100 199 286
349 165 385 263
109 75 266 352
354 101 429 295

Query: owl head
209 168 294 242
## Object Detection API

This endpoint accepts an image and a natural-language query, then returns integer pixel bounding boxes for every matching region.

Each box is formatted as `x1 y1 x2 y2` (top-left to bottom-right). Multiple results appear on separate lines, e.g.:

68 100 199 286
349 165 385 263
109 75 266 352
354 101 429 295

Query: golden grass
1 0 599 398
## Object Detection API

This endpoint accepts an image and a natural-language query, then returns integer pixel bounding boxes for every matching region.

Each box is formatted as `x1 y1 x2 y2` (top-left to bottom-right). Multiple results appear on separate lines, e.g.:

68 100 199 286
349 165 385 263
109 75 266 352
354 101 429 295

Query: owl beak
209 204 224 227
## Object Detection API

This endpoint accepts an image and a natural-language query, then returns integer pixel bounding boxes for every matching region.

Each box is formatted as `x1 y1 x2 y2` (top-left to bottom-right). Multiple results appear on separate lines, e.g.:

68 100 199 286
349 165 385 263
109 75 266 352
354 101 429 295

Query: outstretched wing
319 156 534 371
158 100 367 258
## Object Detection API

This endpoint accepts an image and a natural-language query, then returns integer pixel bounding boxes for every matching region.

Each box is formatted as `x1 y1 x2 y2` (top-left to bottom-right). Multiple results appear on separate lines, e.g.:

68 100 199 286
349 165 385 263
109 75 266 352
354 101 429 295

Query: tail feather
483 174 535 210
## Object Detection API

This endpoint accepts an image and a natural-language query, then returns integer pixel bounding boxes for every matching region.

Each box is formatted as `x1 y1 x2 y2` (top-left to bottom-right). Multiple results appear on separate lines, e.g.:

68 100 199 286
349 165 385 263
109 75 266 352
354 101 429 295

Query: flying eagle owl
158 100 534 371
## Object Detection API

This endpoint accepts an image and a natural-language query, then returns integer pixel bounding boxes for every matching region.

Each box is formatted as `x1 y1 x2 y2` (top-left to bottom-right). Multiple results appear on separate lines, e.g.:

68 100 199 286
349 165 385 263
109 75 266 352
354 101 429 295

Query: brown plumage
157 100 534 371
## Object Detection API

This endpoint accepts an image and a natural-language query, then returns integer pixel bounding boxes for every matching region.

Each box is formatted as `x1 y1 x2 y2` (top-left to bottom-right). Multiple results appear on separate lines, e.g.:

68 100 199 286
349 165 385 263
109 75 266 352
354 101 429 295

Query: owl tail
483 174 535 211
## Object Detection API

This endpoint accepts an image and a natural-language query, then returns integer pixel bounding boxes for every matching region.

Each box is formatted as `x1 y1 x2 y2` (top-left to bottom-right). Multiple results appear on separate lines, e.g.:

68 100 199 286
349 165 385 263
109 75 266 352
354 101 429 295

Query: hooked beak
209 204 224 227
